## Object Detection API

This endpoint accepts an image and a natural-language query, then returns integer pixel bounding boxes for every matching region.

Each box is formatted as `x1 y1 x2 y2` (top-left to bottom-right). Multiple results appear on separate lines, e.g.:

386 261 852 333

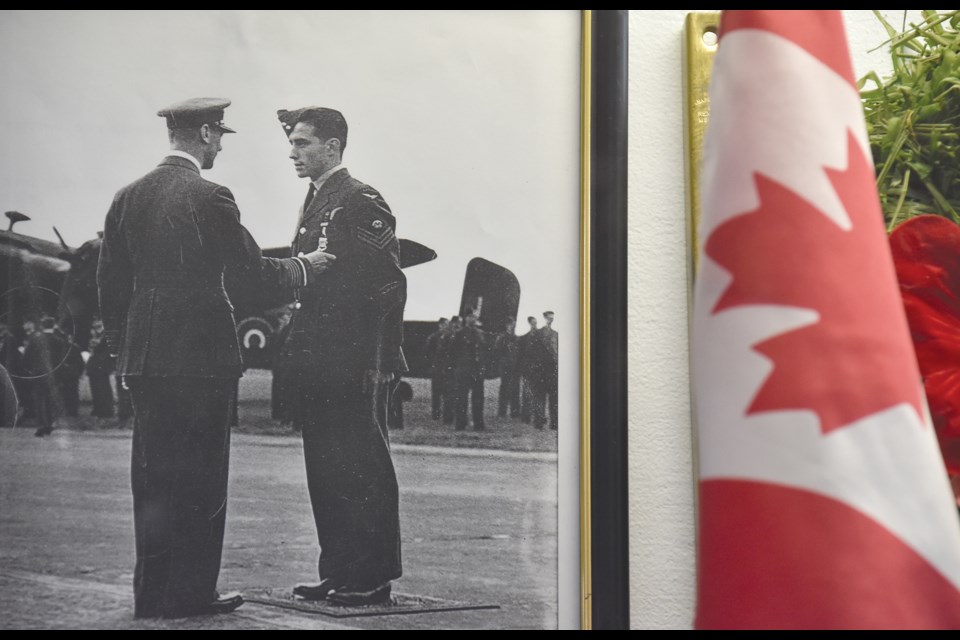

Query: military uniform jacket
495 331 519 377
54 333 85 384
85 338 115 376
540 327 559 368
0 333 20 375
22 331 64 378
450 326 486 378
98 156 307 378
281 168 406 389
425 328 444 375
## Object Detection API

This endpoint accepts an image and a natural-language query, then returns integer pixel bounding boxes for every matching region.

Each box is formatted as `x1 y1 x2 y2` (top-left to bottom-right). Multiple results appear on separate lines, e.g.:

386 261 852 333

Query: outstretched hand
301 249 337 277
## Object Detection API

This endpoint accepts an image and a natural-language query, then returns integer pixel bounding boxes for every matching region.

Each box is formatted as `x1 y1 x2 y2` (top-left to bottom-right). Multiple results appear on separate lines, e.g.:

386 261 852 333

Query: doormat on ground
245 588 500 618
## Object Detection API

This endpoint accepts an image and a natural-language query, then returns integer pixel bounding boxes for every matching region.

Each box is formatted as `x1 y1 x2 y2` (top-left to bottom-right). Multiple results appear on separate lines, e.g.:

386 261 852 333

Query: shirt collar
311 164 346 192
166 150 203 172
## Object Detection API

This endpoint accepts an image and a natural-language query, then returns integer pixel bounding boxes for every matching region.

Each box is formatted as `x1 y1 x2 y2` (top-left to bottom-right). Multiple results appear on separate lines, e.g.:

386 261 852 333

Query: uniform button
297 252 305 257
299 227 306 235
294 302 302 310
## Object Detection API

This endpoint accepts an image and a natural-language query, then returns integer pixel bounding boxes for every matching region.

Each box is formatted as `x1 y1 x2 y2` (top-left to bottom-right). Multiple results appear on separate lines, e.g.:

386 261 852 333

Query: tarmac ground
1 373 560 629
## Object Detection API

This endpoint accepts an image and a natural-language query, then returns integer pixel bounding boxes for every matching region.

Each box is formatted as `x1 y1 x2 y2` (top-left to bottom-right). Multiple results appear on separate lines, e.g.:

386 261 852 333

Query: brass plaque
683 12 719 278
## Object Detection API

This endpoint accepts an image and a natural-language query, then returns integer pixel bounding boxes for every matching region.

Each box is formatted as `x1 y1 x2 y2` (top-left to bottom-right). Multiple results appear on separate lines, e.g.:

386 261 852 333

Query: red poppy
890 214 960 474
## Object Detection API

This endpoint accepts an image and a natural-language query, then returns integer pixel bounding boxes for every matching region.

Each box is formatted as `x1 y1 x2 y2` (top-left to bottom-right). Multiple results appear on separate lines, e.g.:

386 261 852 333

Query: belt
134 272 224 289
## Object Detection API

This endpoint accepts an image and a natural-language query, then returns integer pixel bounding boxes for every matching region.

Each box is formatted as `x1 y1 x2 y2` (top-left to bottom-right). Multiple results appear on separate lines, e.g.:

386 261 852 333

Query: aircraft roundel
237 316 273 351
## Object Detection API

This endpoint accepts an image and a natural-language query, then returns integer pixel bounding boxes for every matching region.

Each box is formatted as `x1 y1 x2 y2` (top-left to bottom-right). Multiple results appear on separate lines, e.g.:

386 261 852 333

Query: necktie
303 183 316 213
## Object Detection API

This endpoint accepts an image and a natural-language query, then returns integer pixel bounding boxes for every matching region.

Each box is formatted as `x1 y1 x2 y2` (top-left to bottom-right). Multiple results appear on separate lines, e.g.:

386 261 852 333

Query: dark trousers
271 370 284 421
89 373 115 417
530 383 558 429
32 379 58 431
389 380 405 430
520 377 534 424
454 371 485 430
441 369 456 425
12 376 31 418
547 383 558 430
129 377 234 618
529 382 548 429
116 375 133 420
0 366 16 427
299 381 402 589
544 369 558 430
498 371 520 418
430 373 442 419
57 377 80 417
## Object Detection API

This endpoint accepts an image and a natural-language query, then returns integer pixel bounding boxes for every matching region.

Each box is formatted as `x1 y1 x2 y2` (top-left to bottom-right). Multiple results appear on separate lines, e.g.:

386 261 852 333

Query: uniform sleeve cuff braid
296 256 309 287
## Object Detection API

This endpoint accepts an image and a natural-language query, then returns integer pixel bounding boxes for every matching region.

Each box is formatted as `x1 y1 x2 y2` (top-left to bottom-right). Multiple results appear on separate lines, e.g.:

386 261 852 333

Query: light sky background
0 9 581 328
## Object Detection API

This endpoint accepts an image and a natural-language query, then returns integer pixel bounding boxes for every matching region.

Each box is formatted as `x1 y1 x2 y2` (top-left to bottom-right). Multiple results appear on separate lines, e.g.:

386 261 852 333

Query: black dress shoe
292 578 342 601
205 592 244 615
161 592 244 618
326 581 392 606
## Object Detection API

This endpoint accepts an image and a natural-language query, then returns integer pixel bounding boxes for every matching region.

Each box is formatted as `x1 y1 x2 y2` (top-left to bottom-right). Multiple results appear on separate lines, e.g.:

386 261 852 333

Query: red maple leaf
705 132 924 433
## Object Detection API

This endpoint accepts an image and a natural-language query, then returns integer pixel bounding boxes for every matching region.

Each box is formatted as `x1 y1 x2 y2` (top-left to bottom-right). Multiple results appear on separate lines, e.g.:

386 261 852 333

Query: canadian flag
693 11 960 629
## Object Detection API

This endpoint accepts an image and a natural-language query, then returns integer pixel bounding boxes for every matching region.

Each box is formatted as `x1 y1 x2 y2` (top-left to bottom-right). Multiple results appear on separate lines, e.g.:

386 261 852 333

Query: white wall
626 9 904 629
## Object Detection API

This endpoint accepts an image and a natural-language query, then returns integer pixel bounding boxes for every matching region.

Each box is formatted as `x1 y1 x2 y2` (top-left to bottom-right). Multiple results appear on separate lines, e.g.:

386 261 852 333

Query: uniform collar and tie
303 164 347 212
165 150 203 173
292 166 348 303
311 164 346 194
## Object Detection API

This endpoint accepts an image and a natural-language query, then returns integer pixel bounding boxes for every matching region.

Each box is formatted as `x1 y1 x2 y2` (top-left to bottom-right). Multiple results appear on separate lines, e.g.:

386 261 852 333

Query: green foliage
859 10 960 230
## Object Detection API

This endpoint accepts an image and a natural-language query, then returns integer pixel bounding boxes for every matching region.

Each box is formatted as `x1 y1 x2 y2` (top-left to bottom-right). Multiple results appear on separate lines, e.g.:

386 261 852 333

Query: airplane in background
1 210 521 380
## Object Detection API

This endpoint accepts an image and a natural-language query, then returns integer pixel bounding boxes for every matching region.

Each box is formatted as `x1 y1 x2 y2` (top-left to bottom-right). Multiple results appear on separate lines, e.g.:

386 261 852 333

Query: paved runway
0 428 558 629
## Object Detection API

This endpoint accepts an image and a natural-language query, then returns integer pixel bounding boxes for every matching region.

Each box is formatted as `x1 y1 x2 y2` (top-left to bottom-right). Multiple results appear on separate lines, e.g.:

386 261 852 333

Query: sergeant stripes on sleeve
357 225 396 251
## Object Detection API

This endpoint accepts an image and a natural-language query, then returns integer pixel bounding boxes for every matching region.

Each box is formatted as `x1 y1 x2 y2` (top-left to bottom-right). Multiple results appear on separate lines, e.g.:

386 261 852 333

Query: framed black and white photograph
0 9 629 630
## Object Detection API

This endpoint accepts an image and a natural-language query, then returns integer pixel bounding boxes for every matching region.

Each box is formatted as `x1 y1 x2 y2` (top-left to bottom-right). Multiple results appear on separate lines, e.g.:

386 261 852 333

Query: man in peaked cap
22 315 65 437
425 317 450 420
97 97 335 619
276 106 406 606
495 316 521 420
540 311 559 430
450 312 488 431
518 315 539 424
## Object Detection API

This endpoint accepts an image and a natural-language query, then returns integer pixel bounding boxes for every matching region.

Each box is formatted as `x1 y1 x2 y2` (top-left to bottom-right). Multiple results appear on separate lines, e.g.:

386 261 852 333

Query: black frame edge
590 9 630 630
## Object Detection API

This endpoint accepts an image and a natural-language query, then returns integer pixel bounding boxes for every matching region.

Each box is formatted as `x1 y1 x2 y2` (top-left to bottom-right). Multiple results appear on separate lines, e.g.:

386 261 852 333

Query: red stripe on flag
696 480 960 629
720 10 856 88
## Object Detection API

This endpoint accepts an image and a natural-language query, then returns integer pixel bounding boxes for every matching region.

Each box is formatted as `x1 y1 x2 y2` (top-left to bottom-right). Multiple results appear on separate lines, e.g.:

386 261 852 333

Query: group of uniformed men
0 317 127 435
426 309 559 431
91 98 404 619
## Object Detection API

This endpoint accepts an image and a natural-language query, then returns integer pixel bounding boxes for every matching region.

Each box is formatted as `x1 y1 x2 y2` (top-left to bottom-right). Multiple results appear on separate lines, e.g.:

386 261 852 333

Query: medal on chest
316 206 343 252
318 222 329 251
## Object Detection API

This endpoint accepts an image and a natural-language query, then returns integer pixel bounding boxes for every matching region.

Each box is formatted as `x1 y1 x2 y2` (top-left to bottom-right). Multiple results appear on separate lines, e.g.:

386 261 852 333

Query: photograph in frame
0 9 589 630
